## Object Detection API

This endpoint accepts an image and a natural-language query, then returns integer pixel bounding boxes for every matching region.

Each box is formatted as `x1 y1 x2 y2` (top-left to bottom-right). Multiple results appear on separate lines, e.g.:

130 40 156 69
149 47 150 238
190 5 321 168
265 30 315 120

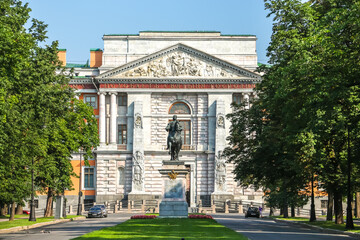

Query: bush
131 215 157 219
188 214 213 219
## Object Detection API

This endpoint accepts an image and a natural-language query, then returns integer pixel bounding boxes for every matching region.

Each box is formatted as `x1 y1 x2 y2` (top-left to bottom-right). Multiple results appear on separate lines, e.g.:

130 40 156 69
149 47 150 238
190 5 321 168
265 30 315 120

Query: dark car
93 204 106 210
87 206 107 218
245 207 260 218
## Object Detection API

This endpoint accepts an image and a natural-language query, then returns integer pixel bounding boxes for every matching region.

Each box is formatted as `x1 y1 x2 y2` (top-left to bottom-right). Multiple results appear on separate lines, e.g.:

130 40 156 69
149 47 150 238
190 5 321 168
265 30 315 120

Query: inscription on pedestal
164 179 184 200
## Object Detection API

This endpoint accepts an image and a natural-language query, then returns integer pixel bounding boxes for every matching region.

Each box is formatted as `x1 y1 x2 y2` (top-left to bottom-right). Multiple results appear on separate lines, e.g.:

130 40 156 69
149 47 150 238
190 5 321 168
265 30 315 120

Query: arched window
168 102 191 147
169 102 191 114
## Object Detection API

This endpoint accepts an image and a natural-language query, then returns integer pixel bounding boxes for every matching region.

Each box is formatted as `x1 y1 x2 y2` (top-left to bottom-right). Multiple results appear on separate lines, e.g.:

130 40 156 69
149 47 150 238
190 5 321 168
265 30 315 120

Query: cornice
96 78 260 84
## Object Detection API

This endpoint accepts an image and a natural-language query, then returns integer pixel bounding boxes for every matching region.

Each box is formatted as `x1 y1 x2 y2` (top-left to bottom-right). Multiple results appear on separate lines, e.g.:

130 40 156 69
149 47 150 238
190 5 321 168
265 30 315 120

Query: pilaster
98 92 106 144
130 100 145 194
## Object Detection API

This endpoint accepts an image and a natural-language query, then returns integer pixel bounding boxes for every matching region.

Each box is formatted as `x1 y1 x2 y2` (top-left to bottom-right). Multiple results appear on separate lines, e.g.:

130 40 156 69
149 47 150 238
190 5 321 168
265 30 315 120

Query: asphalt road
213 213 356 240
1 212 357 240
0 212 134 240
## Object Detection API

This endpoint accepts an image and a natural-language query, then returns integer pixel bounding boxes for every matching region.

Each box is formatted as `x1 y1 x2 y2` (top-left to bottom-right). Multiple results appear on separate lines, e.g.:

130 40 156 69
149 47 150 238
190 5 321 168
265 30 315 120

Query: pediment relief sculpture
120 52 237 78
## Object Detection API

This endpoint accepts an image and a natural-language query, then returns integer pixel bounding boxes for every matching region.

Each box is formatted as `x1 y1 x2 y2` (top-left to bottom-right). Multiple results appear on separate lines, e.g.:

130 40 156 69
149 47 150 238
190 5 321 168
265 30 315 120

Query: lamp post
29 157 36 221
77 150 82 216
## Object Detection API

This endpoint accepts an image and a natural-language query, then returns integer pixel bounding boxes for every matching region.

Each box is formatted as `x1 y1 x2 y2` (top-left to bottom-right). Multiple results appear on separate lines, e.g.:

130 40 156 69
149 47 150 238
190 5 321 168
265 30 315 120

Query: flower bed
131 215 157 219
188 214 213 219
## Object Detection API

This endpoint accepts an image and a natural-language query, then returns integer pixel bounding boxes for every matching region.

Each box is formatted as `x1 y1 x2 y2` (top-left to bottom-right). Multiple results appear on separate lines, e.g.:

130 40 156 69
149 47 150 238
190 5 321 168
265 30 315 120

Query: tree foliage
0 0 99 220
225 0 360 226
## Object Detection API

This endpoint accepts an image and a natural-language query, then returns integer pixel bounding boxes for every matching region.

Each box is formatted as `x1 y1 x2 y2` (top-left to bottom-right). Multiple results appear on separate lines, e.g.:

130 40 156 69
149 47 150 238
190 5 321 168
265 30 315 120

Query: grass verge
0 215 83 230
72 218 248 240
307 221 360 233
272 215 360 233
270 215 309 221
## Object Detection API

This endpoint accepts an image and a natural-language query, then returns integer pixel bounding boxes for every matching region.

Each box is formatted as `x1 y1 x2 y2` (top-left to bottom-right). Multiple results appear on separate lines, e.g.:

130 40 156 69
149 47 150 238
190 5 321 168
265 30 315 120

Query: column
110 92 117 145
99 92 106 144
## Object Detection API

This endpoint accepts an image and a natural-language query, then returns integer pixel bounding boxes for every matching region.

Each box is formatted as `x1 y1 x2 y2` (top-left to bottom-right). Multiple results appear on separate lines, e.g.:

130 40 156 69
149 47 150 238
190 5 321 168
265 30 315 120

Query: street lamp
77 150 82 215
29 157 36 221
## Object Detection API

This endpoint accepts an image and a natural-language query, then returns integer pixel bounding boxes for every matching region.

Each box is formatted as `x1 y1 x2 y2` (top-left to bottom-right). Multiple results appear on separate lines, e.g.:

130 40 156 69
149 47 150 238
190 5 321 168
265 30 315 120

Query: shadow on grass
72 218 247 240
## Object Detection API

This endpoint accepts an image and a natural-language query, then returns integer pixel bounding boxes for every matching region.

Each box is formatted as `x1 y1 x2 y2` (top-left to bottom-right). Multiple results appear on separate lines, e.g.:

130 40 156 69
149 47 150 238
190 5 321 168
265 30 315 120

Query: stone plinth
158 161 189 218
159 201 188 218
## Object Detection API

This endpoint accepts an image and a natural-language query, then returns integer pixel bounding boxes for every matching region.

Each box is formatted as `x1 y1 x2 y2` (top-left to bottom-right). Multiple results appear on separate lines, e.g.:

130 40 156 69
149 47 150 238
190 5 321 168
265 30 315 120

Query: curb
273 218 360 239
0 216 86 234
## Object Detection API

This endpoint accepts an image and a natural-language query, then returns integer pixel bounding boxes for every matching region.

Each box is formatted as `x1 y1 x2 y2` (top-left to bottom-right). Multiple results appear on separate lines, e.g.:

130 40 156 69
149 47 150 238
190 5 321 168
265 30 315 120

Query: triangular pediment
97 44 261 81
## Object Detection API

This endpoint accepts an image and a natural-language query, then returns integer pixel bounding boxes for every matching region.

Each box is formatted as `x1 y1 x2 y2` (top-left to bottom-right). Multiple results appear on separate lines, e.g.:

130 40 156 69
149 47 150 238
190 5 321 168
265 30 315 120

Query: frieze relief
121 52 236 78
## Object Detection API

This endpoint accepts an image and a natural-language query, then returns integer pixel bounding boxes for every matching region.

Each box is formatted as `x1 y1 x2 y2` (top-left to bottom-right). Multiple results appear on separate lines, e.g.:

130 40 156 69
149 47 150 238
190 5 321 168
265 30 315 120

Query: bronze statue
166 115 183 161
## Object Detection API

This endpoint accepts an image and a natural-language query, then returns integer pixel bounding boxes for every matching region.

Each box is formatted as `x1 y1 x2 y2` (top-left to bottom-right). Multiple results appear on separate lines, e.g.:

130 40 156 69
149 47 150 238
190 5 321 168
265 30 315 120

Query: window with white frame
118 94 127 106
232 93 242 105
84 167 95 188
118 167 125 185
84 95 97 109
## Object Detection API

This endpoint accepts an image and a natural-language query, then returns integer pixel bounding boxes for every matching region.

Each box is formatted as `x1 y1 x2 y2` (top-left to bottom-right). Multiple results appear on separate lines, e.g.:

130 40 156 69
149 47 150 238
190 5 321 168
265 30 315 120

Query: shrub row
188 214 213 219
131 215 157 219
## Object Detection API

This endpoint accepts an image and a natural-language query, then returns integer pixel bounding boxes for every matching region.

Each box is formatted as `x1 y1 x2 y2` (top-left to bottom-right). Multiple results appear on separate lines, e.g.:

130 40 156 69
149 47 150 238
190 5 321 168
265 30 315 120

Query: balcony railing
162 145 197 151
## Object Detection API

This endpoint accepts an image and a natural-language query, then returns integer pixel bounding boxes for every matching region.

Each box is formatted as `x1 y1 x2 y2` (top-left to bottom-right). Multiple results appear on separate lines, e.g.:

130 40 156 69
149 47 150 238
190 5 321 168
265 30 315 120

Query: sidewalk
0 216 85 234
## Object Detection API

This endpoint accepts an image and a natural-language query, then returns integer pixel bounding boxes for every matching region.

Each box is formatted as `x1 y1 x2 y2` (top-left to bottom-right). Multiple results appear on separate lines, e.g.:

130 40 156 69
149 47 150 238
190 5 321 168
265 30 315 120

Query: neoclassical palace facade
60 31 263 208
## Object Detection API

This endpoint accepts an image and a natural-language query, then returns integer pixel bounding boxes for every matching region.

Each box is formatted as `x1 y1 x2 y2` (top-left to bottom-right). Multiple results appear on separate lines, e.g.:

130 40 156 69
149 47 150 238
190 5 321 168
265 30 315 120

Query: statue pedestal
158 161 189 218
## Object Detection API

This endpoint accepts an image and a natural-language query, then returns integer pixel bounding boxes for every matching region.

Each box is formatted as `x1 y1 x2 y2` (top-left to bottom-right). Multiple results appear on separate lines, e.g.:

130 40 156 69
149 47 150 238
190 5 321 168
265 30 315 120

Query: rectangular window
179 120 191 145
84 168 94 188
118 94 127 106
118 167 125 185
118 124 127 144
232 93 242 105
84 95 97 109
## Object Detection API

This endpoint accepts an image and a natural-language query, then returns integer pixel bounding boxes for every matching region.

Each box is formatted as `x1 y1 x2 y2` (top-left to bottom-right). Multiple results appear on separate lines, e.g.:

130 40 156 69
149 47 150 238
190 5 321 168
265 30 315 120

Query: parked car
87 206 107 218
245 207 260 218
93 204 106 210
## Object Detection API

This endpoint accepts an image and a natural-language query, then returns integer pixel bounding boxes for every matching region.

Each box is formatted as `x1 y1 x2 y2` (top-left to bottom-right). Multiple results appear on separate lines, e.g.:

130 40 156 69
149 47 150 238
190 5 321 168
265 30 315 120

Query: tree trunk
9 202 16 221
280 207 283 216
50 199 54 216
0 203 6 216
15 204 23 215
44 188 53 217
356 192 360 218
310 175 316 222
63 196 67 218
291 205 295 217
327 191 334 221
283 201 289 218
334 190 344 224
345 126 354 229
269 207 274 216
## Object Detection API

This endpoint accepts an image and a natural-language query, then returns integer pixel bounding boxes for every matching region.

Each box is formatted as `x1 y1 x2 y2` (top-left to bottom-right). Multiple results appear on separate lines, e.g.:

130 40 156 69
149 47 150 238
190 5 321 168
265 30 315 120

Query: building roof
103 31 255 37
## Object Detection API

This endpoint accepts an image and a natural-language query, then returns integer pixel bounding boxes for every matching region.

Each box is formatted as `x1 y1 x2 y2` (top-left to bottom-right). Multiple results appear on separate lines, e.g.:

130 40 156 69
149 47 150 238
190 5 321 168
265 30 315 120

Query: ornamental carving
132 151 144 192
122 52 236 78
134 113 142 129
215 151 227 192
217 114 225 128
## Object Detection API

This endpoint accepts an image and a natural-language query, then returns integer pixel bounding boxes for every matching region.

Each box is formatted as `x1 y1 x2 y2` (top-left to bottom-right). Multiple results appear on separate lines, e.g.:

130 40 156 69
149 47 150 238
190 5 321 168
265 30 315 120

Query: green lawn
271 215 360 233
0 215 83 230
72 218 248 240
270 216 309 221
307 221 360 233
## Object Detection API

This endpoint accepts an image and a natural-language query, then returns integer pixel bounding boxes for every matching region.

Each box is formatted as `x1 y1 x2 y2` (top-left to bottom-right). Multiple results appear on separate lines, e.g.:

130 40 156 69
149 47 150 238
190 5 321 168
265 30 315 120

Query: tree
226 0 360 226
0 0 99 221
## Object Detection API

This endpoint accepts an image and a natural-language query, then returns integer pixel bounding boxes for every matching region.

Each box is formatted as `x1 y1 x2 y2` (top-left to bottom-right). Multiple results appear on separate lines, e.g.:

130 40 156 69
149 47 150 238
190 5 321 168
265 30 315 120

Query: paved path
213 213 356 240
0 213 134 240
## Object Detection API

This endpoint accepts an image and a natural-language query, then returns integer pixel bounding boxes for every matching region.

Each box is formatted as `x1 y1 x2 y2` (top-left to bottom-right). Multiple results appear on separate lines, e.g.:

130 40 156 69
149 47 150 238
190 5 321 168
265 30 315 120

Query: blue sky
26 0 273 65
